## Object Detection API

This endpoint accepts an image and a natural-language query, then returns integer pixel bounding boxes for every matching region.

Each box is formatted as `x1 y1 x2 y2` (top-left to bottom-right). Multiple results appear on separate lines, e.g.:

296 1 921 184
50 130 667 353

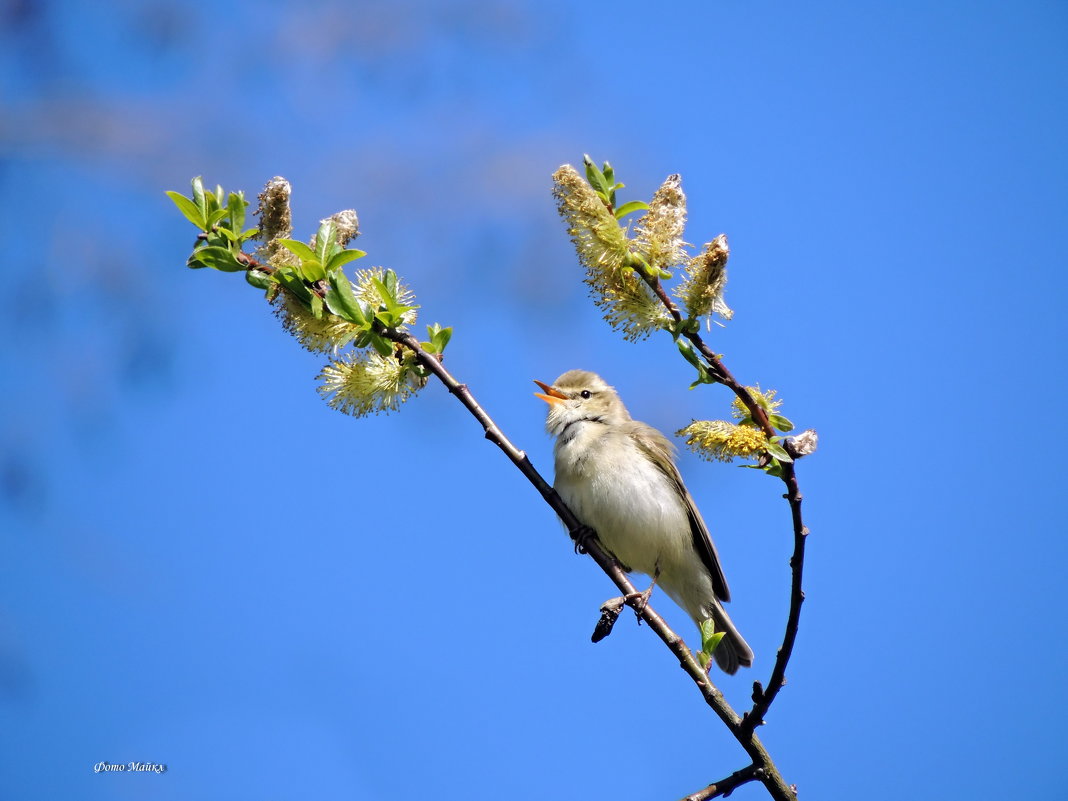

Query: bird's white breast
553 421 694 578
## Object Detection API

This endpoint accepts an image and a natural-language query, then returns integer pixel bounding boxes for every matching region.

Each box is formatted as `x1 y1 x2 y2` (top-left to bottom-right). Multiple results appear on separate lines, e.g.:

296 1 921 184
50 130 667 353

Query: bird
534 369 754 674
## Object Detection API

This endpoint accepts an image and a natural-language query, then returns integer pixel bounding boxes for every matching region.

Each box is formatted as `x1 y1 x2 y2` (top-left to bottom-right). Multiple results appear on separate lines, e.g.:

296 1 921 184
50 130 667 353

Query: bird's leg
571 524 597 555
588 542 643 642
625 560 662 624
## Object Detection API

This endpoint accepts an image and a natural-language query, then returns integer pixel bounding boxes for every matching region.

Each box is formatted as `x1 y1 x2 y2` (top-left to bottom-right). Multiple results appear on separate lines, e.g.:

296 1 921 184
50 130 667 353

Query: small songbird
535 369 754 674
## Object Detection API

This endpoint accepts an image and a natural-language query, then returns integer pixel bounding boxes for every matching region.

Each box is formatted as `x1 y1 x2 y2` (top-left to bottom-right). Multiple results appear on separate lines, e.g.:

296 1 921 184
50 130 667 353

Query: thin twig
680 764 763 801
681 327 807 733
235 251 266 270
640 272 810 744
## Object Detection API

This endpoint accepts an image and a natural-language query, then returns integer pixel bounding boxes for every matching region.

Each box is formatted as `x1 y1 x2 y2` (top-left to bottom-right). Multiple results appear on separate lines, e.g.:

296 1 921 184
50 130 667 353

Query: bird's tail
704 599 754 675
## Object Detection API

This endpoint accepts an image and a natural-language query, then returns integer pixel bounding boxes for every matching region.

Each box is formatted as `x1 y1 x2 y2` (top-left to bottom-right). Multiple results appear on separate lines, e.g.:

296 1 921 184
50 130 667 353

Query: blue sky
1 1 1066 799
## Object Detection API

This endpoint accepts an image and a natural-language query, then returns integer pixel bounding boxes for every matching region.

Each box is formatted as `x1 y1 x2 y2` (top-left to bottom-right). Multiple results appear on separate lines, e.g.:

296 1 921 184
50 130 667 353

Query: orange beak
534 379 568 406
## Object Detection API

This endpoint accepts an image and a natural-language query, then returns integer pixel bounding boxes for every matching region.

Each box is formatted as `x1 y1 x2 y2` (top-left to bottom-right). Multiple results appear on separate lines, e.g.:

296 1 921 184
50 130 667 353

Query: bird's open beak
533 379 568 406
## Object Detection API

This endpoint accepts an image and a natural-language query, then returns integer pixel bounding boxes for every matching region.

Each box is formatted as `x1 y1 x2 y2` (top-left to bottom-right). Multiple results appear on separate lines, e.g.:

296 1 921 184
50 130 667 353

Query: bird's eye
580 390 591 399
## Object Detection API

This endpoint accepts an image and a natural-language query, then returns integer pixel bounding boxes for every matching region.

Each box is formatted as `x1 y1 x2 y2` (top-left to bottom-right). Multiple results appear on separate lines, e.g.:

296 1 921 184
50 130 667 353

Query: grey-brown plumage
537 369 753 674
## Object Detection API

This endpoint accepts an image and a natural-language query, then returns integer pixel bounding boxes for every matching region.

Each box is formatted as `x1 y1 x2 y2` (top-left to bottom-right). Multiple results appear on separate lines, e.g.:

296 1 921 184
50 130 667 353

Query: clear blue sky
2 1 1066 799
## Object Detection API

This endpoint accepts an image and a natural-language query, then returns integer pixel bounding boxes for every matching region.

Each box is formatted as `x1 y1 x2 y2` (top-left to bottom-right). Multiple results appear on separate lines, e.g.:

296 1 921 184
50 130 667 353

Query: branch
378 326 798 801
680 764 762 800
640 272 811 735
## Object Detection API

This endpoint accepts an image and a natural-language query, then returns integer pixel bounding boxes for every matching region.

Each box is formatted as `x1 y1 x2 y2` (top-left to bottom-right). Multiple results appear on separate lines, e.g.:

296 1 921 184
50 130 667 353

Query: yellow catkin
677 420 768 462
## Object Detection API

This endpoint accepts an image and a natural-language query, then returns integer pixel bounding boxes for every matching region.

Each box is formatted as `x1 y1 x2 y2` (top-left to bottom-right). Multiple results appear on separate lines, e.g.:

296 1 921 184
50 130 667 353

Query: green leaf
704 631 725 655
697 650 711 670
276 239 318 263
583 154 611 198
325 248 366 272
273 267 313 303
309 292 324 319
602 161 614 186
191 176 207 220
314 220 337 263
765 441 794 463
688 368 713 390
394 306 417 326
166 191 207 230
300 259 326 283
431 324 452 352
324 272 366 324
188 245 243 272
369 332 393 357
699 618 725 657
371 276 394 307
768 414 794 433
677 339 702 369
227 191 246 233
239 227 260 243
198 228 225 248
203 186 222 217
245 269 273 290
699 618 716 647
613 200 649 219
384 268 398 297
206 207 229 228
679 340 717 388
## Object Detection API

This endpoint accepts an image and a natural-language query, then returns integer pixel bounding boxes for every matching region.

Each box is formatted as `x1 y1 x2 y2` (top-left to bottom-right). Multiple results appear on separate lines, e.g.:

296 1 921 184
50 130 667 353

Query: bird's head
534 369 630 437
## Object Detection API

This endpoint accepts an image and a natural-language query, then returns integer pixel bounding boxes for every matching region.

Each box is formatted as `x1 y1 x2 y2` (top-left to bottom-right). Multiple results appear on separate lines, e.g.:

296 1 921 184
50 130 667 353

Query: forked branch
379 327 798 801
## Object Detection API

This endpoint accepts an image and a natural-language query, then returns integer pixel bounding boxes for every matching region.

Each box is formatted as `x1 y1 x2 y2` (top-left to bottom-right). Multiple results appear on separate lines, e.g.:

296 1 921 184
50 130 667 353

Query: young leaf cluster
168 177 453 417
167 176 260 272
696 618 727 671
583 154 650 220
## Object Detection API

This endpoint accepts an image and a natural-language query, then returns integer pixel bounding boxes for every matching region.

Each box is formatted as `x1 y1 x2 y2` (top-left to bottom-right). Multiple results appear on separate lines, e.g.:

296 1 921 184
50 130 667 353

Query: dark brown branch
680 764 763 801
742 466 806 732
372 326 797 801
639 271 810 747
235 251 266 270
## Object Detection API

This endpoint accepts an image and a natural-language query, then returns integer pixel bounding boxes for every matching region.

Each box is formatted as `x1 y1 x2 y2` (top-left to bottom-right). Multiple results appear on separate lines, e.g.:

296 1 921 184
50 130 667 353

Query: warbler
535 369 754 674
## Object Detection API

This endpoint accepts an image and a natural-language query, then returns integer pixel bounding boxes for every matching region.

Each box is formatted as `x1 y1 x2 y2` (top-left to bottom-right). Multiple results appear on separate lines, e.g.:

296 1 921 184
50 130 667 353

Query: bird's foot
571 524 596 555
624 585 656 623
626 562 661 624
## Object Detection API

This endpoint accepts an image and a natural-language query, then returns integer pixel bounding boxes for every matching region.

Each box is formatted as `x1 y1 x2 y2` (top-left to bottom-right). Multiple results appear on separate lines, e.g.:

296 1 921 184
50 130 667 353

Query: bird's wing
629 422 732 602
